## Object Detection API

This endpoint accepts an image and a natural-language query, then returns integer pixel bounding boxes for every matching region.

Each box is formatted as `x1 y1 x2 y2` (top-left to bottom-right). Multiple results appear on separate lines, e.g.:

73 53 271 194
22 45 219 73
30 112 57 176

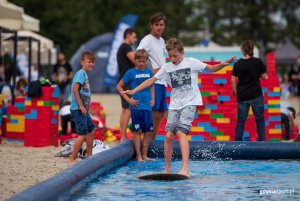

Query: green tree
190 0 300 49
10 0 194 58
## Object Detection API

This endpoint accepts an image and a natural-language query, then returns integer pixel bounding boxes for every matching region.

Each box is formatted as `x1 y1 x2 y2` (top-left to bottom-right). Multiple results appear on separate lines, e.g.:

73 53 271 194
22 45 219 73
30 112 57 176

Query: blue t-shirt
122 68 153 110
70 69 91 111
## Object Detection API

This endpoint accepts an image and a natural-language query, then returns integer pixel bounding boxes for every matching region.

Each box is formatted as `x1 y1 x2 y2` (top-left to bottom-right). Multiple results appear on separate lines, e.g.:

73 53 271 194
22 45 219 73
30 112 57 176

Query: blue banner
103 14 138 87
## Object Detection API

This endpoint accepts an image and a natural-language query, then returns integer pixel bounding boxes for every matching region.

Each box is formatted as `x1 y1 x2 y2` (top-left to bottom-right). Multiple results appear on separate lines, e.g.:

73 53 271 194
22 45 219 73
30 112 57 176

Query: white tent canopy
0 0 39 31
1 30 56 65
18 30 54 50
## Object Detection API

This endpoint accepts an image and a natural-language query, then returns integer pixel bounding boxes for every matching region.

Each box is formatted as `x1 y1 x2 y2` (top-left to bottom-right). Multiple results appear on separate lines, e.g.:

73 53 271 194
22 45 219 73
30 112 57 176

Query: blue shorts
153 83 168 112
71 110 95 135
131 109 153 133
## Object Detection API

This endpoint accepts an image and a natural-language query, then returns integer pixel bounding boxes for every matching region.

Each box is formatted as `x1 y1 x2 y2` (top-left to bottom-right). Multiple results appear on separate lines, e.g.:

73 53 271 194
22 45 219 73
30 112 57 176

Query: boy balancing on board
122 38 236 176
116 49 155 161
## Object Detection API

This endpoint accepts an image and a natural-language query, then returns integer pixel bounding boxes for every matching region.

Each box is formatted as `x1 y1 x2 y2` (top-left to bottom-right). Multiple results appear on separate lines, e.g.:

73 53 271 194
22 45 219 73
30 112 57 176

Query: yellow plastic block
198 109 211 114
210 92 218 95
186 135 191 141
25 101 31 106
268 100 280 104
191 127 204 132
52 105 60 111
216 118 230 123
198 78 202 83
273 87 280 92
269 129 281 134
268 108 280 113
7 116 25 132
215 66 232 74
37 101 44 106
249 107 253 115
216 136 230 141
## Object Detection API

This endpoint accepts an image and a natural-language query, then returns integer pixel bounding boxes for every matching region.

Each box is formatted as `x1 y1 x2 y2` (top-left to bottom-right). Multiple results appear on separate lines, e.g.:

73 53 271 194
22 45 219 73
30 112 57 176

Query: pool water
71 159 300 201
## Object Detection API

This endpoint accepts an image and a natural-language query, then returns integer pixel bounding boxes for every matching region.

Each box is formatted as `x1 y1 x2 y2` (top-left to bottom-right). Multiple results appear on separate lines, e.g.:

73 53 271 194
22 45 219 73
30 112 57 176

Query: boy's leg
69 135 85 163
133 132 143 161
142 132 153 161
120 108 131 140
86 128 96 157
164 132 174 173
177 131 189 176
61 115 68 134
142 110 154 161
176 105 196 177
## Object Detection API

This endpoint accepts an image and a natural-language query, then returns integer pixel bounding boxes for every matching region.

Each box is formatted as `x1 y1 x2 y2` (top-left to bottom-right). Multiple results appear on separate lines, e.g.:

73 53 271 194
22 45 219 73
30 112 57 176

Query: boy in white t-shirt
59 101 76 135
122 38 236 177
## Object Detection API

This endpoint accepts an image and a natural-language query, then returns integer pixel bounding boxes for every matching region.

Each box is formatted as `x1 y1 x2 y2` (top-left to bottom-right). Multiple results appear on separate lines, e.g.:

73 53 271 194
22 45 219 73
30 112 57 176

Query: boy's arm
73 83 87 115
205 56 237 72
123 76 158 95
150 84 155 107
116 80 139 107
231 75 237 95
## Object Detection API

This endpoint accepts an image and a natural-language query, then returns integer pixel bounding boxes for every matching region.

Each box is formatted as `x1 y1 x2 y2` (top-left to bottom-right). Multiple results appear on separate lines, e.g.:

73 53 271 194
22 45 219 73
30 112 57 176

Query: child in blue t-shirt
69 51 97 164
116 49 154 161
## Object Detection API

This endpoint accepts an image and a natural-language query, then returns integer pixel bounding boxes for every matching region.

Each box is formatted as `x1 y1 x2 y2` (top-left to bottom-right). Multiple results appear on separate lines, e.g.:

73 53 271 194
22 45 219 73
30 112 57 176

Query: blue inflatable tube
7 140 300 201
8 140 134 201
148 141 300 160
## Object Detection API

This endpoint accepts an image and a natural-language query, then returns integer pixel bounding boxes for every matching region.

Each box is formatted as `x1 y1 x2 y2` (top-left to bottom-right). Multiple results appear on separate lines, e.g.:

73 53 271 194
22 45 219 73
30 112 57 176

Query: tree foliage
10 0 300 58
10 0 194 58
190 0 300 49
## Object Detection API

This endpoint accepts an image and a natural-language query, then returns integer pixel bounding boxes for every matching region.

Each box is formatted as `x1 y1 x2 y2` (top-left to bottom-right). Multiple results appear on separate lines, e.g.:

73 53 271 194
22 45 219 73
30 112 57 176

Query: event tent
275 40 300 65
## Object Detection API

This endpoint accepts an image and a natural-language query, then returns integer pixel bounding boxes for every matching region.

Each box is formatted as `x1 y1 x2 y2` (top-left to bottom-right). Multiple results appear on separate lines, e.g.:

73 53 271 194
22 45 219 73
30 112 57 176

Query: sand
0 94 122 201
0 94 299 201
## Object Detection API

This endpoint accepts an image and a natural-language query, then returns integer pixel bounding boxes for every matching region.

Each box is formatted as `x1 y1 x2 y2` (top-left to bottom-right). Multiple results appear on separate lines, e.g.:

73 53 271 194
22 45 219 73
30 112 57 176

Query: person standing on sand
117 28 137 140
69 51 97 163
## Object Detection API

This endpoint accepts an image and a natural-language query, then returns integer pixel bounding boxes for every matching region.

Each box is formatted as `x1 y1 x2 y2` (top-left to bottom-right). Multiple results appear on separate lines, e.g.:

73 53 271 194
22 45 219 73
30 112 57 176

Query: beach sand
0 94 299 201
0 94 121 201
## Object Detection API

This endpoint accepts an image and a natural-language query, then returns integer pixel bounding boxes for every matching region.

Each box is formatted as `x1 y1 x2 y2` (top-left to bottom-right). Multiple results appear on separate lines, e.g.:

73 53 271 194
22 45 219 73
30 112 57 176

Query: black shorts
120 84 131 109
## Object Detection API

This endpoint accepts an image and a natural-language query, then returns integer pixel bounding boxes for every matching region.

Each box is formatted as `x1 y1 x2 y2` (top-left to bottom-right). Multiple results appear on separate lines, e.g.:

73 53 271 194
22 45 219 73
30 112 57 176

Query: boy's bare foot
142 156 155 161
136 156 144 162
178 170 190 177
163 169 171 174
69 159 78 164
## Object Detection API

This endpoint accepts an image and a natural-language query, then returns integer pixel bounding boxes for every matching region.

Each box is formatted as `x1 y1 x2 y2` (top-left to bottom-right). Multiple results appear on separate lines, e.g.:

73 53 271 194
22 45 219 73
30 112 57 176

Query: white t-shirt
281 108 292 119
155 57 207 109
60 105 71 116
137 34 166 85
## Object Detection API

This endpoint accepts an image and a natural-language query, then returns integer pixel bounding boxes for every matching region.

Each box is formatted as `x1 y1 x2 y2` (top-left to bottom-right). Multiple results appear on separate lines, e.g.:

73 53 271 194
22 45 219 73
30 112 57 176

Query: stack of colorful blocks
3 86 60 146
0 95 2 144
5 96 26 140
24 86 60 147
157 53 281 142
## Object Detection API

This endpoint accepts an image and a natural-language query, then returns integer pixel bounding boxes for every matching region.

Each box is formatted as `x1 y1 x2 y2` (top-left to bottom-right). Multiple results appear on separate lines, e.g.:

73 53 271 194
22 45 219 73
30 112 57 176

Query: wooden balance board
138 173 189 181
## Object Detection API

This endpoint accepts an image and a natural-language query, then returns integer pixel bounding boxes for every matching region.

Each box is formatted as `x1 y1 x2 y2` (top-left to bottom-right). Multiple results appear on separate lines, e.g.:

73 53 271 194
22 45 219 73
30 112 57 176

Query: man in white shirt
137 13 168 140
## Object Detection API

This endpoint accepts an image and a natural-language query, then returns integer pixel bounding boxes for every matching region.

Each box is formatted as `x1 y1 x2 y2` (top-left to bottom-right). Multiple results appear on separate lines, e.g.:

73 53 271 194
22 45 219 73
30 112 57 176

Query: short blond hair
81 50 96 62
166 38 184 52
135 49 149 60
